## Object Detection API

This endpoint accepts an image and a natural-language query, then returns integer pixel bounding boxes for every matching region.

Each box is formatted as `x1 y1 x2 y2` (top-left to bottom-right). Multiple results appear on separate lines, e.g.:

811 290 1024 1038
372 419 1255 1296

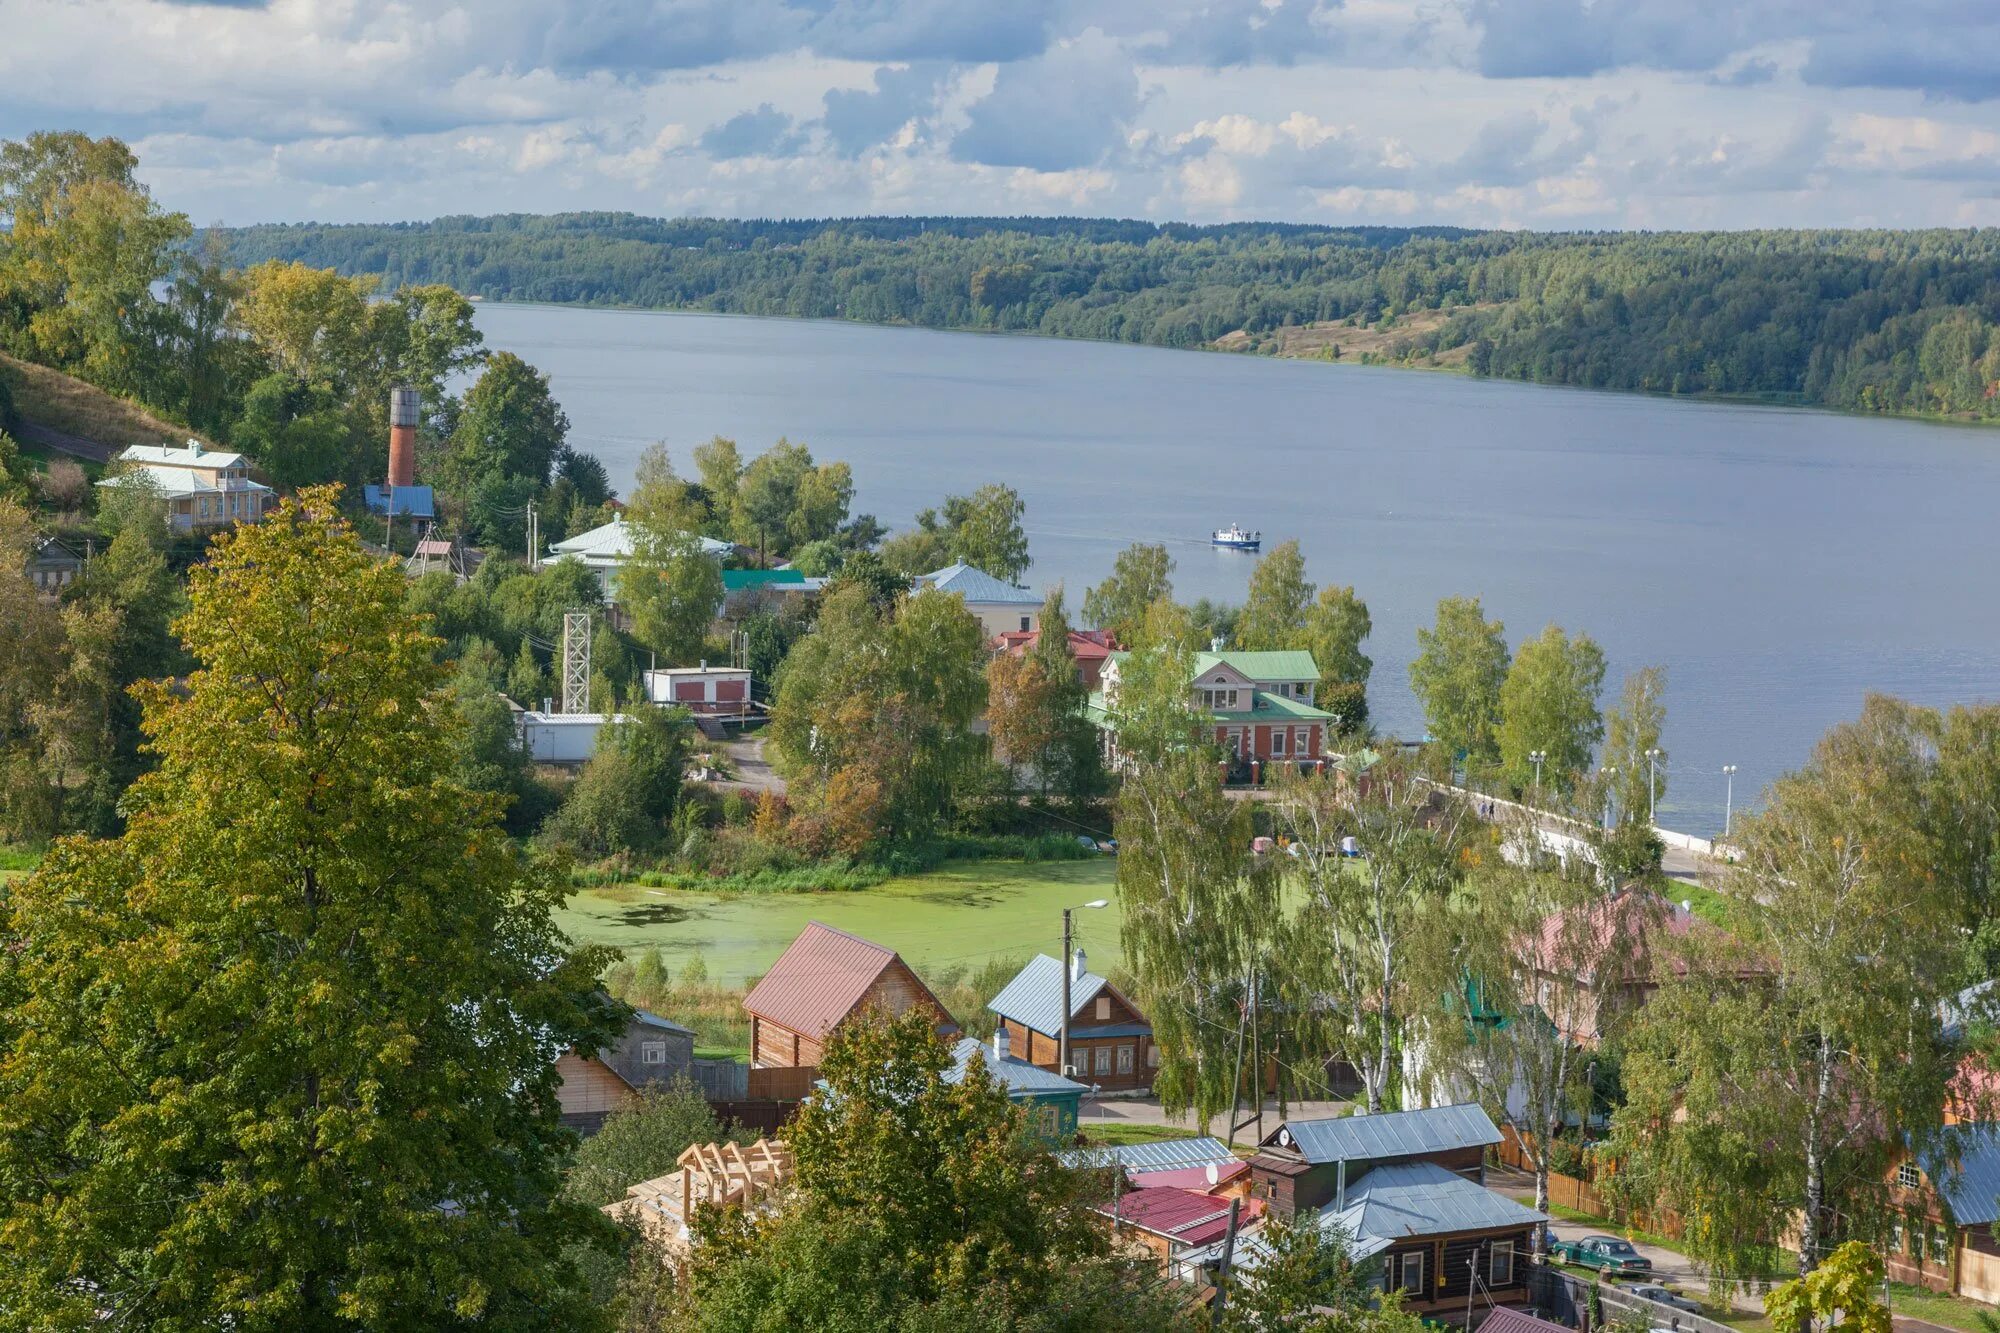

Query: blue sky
3 0 1998 228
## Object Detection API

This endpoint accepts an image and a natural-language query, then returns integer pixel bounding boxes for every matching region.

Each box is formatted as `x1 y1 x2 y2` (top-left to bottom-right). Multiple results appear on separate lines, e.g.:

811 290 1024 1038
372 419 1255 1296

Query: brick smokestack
388 386 419 489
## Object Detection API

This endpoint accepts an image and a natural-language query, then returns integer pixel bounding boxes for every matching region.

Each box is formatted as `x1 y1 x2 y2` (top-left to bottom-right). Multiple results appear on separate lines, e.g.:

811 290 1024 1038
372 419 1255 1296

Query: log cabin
987 950 1155 1091
742 922 957 1069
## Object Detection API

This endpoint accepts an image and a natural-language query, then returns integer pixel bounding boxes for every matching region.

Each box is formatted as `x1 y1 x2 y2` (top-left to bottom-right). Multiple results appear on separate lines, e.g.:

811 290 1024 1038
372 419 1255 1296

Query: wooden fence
710 1099 804 1137
748 1065 819 1101
1495 1127 1686 1241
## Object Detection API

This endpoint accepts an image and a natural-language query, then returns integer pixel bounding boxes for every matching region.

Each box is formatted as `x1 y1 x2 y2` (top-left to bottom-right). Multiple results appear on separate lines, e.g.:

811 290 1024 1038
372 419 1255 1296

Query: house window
641 1041 666 1065
1272 729 1288 757
1898 1162 1922 1190
1095 1047 1113 1075
1892 1220 1906 1254
1095 997 1111 1021
1935 1225 1951 1262
1399 1251 1426 1293
1147 1045 1160 1068
1117 1045 1135 1074
1020 616 1031 632
1228 690 1240 708
1490 1243 1514 1286
1293 727 1308 755
1277 682 1291 697
1913 1225 1927 1262
1068 1047 1087 1077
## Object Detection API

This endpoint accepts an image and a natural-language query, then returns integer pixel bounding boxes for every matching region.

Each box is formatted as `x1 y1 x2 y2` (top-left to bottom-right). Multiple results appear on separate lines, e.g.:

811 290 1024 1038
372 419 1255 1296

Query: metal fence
1525 1266 1736 1333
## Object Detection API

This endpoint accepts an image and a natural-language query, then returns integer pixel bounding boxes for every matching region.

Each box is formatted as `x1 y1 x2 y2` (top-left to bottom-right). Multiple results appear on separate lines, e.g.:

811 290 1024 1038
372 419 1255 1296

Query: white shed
518 710 630 764
642 665 753 717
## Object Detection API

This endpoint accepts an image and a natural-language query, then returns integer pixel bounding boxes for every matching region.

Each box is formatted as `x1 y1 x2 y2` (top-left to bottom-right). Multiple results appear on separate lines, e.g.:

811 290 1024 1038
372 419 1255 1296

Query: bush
562 1080 739 1209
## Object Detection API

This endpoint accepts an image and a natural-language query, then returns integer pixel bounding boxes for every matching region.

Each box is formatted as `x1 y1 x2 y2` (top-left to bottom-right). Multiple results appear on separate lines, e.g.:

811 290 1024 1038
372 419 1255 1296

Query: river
471 301 2000 837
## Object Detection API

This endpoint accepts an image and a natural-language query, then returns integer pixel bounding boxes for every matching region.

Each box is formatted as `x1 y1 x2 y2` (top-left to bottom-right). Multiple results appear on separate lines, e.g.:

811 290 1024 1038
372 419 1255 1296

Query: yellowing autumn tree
0 487 622 1330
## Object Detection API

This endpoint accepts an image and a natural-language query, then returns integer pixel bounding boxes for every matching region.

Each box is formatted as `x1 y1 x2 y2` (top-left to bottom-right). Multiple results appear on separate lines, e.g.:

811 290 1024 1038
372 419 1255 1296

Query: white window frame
1490 1244 1513 1286
1272 729 1288 756
1400 1251 1425 1292
1935 1224 1951 1261
641 1041 667 1065
1898 1162 1922 1189
1094 1046 1113 1075
1117 1045 1135 1074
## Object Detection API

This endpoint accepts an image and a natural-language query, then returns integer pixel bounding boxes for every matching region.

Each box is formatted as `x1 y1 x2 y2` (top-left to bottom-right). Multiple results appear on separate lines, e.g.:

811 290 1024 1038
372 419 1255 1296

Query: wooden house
555 1051 637 1133
1247 1103 1544 1316
987 950 1155 1090
601 1009 698 1091
742 922 957 1069
1882 1125 2000 1303
1100 1187 1266 1267
949 1030 1089 1140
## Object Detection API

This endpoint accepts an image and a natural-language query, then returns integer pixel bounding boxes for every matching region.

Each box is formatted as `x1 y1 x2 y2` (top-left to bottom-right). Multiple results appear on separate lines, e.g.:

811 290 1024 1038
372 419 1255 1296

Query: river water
472 301 2000 837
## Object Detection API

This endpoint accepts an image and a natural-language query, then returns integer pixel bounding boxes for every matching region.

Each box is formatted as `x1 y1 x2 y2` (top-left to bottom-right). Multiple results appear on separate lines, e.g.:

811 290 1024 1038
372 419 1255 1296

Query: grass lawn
1885 1282 1997 1333
1075 1122 1214 1149
556 857 1123 985
0 350 198 451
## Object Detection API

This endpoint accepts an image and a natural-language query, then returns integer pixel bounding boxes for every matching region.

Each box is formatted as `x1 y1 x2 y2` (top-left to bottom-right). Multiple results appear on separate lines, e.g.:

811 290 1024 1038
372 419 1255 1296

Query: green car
1550 1235 1653 1275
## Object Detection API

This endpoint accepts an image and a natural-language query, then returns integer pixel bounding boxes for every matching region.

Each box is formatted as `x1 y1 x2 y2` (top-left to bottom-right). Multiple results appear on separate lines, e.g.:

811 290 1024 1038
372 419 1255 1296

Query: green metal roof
722 568 816 590
1193 649 1320 680
1214 690 1335 721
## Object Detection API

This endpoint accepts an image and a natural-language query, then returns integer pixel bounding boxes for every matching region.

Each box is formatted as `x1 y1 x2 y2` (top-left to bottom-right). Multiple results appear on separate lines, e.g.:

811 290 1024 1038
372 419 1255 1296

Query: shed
742 922 957 1068
601 1009 698 1090
516 710 630 764
642 664 753 716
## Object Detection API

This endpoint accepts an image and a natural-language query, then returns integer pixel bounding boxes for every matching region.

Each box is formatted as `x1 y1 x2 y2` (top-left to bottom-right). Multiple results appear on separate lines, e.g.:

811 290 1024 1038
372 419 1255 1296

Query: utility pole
527 501 539 572
1600 767 1617 830
1722 764 1738 837
1057 899 1107 1081
1209 1198 1244 1329
1529 749 1546 797
1248 966 1264 1146
1645 748 1662 823
561 610 591 715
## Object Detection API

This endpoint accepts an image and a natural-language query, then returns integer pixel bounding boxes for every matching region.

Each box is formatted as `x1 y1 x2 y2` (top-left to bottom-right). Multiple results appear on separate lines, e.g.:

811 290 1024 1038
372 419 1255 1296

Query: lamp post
1061 899 1110 1080
1644 748 1662 824
1529 749 1546 799
1600 767 1617 830
1722 765 1739 838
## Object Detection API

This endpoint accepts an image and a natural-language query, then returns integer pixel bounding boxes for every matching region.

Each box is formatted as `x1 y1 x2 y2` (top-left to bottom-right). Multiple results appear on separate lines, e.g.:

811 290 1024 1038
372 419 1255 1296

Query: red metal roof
742 922 945 1039
1100 1186 1264 1248
1478 1308 1575 1333
1127 1159 1251 1194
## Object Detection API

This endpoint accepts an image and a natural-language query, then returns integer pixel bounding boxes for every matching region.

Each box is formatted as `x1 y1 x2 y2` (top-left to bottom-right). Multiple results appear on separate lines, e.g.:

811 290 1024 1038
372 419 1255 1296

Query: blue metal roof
363 484 435 517
1921 1123 2000 1226
947 1038 1086 1098
988 953 1109 1036
919 562 1042 605
1334 1160 1546 1239
1060 1136 1239 1172
1265 1103 1502 1165
631 1009 696 1037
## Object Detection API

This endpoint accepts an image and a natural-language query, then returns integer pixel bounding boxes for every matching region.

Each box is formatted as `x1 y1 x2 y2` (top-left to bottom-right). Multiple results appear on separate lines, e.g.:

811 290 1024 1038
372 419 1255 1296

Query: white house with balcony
96 440 275 531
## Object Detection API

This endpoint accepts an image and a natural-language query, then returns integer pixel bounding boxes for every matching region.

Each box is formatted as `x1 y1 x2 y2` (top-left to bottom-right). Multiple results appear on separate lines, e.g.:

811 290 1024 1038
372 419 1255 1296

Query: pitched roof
1920 1123 2000 1226
1480 1308 1578 1333
1333 1160 1547 1239
1214 690 1336 722
948 1038 1087 1097
995 627 1118 659
632 1009 697 1037
1100 1186 1262 1247
1265 1103 1502 1164
1193 649 1320 681
989 953 1139 1035
918 562 1041 604
550 516 732 567
99 463 273 500
117 440 247 469
722 568 823 592
1128 1159 1253 1193
744 923 925 1038
1061 1136 1239 1173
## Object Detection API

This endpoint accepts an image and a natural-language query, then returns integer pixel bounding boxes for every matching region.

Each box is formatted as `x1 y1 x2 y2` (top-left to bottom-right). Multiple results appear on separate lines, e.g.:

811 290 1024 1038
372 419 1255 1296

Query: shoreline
466 295 2000 434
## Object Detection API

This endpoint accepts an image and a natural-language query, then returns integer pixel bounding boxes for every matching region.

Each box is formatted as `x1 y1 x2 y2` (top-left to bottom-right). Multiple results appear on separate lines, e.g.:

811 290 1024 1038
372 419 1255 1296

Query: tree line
220 210 2000 423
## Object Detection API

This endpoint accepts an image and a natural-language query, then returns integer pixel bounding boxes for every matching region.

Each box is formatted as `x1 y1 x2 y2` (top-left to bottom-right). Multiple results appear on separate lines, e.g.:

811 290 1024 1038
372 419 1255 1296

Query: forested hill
221 213 2000 422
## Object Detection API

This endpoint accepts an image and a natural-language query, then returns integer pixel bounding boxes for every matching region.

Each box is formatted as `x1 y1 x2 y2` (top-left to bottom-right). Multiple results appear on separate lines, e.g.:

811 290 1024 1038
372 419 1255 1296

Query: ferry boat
1212 523 1262 551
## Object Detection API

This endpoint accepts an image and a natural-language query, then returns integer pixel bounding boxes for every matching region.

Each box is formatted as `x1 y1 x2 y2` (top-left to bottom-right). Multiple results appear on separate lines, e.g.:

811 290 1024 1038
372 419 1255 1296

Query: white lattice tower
561 610 591 715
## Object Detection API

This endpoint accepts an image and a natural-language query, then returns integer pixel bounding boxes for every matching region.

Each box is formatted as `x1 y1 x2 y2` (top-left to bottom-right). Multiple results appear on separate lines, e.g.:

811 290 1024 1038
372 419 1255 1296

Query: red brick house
743 923 957 1069
992 627 1120 688
1089 648 1336 772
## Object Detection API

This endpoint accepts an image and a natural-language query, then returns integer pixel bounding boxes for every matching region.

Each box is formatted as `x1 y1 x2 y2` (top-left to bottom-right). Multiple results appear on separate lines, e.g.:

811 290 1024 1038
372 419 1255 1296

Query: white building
915 562 1043 638
96 440 275 531
546 517 732 573
517 710 631 764
642 665 753 718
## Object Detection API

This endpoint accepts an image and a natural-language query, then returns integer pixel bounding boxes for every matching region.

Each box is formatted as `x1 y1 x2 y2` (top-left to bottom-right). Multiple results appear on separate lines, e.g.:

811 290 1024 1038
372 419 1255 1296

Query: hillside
219 213 2000 424
0 351 200 462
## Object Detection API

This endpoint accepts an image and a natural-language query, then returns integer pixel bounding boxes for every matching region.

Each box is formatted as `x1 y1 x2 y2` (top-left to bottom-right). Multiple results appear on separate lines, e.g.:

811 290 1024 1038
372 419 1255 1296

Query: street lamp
1061 899 1110 1080
1722 765 1739 838
1644 748 1662 825
1529 749 1546 798
1600 767 1617 830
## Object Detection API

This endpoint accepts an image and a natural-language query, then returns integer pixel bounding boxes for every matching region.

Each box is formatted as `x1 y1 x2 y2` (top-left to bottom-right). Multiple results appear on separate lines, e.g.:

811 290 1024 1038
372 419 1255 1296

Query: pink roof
1128 1160 1252 1194
1480 1309 1575 1333
1100 1186 1264 1247
743 922 951 1038
994 628 1118 660
1530 887 1748 987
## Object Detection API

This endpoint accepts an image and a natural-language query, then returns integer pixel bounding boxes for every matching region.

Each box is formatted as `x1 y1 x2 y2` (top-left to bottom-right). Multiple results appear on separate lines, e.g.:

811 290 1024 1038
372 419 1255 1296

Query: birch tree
1606 699 1970 1278
1273 750 1467 1114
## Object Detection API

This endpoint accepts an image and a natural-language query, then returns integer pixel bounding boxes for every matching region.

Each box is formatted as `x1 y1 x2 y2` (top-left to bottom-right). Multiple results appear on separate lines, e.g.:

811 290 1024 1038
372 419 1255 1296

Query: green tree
1028 586 1103 805
1273 752 1468 1114
940 482 1030 582
1234 539 1312 651
617 516 725 665
1219 1212 1419 1333
692 435 743 535
234 258 377 390
1606 699 1971 1277
0 487 621 1329
563 1080 734 1209
1496 623 1606 795
1602 665 1668 821
679 1011 1176 1331
737 437 814 560
1301 584 1372 735
1408 595 1508 769
1766 1241 1891 1333
1083 542 1173 644
450 349 570 488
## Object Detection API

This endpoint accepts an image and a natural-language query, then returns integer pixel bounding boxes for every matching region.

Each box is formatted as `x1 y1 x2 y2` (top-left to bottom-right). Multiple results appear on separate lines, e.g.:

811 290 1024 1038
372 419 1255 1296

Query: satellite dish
1278 1128 1291 1147
1206 1163 1220 1186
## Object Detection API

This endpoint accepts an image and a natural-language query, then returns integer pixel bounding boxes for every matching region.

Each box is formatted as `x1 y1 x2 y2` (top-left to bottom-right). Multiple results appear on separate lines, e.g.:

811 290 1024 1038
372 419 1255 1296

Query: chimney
1072 949 1088 981
1210 637 1225 653
187 437 203 457
388 386 419 489
993 1027 1010 1062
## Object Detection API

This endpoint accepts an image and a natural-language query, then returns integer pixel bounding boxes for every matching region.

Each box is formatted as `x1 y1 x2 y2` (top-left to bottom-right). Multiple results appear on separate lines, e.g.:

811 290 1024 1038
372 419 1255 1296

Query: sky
3 0 1999 230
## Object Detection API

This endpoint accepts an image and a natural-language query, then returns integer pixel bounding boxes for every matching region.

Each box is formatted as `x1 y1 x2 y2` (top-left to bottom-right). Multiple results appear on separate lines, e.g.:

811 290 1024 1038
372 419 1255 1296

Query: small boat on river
1212 523 1262 551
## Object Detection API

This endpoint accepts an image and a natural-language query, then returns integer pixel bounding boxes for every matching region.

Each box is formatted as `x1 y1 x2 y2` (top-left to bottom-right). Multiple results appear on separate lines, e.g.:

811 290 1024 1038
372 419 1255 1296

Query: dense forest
221 213 2000 421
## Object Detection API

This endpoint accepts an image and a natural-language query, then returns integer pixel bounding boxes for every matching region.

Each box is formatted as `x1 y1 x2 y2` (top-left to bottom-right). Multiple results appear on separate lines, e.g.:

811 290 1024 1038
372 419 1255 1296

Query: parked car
1627 1285 1701 1313
1549 1235 1652 1274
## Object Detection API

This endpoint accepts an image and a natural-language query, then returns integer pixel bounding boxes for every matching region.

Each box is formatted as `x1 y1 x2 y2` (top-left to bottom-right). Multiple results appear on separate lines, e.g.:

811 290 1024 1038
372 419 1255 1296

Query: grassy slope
0 351 201 453
555 857 1122 986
